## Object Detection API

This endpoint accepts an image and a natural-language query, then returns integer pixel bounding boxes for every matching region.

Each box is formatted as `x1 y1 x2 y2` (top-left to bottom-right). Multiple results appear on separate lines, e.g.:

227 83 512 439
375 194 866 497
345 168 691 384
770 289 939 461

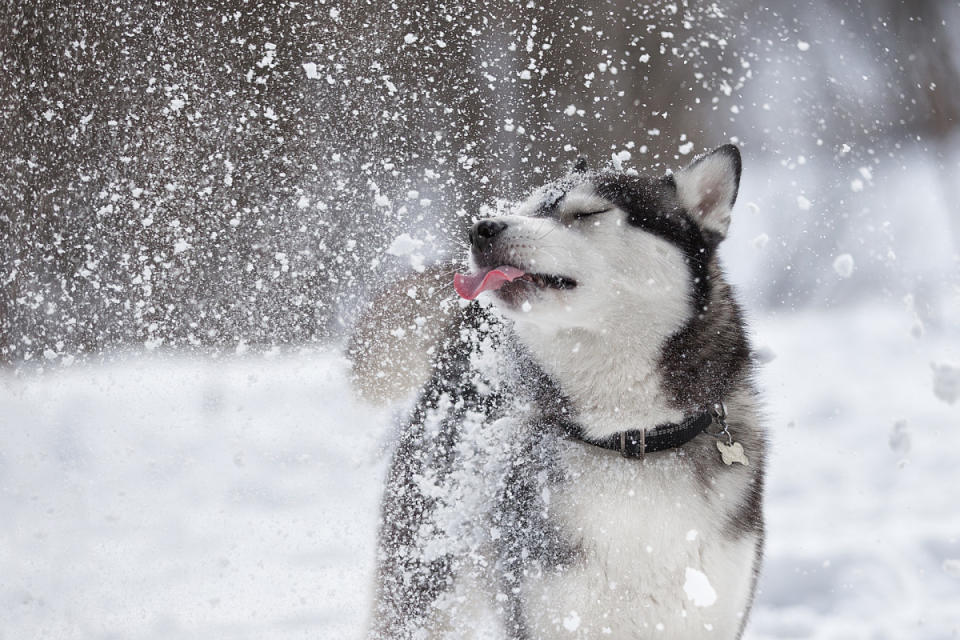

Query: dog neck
512 318 685 439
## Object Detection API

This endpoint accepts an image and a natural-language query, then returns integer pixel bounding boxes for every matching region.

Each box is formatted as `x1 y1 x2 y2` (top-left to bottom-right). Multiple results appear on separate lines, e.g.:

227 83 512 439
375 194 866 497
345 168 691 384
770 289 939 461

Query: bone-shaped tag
717 440 749 466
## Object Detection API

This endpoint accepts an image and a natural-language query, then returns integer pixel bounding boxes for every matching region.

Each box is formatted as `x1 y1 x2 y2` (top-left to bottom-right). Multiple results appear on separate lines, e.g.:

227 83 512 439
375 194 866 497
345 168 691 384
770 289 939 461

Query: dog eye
573 208 611 220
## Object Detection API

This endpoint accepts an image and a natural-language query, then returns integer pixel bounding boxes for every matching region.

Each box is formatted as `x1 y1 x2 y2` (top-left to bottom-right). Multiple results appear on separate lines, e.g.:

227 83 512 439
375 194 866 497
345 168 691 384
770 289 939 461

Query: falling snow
3 1 960 638
683 567 718 607
888 419 911 455
931 362 960 405
385 233 424 257
562 611 582 632
832 253 855 278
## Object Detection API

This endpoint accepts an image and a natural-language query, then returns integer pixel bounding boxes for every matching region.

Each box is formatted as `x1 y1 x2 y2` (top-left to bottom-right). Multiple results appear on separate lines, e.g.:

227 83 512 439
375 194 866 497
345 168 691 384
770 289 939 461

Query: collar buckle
619 429 645 458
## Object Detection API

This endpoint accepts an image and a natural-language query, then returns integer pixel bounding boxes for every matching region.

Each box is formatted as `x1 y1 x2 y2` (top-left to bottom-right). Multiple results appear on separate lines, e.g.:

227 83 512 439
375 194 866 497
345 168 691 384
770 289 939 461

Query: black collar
568 411 715 458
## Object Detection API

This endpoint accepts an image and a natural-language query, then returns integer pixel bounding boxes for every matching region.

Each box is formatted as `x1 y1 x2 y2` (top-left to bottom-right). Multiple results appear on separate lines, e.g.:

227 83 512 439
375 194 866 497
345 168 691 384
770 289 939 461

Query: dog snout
469 219 507 252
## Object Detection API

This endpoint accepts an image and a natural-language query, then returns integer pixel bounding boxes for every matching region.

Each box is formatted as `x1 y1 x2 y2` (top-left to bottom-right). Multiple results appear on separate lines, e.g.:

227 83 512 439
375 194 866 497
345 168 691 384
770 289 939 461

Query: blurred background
2 0 959 638
4 0 959 360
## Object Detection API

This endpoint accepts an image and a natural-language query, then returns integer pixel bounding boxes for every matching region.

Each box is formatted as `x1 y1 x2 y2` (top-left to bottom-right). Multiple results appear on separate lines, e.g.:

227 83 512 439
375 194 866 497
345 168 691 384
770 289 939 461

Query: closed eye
573 207 612 220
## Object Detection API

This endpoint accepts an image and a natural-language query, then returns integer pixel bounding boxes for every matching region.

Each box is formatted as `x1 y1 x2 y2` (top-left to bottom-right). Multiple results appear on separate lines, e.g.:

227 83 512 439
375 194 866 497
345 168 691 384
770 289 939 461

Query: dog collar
569 404 729 459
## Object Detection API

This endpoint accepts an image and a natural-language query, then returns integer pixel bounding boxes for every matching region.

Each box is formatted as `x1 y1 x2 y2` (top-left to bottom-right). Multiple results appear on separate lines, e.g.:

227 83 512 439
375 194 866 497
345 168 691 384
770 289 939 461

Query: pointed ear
673 144 741 238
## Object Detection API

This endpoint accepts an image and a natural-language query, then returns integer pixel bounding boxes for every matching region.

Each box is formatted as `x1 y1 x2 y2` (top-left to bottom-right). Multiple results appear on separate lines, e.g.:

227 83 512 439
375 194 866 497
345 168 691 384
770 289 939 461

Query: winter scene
2 1 959 639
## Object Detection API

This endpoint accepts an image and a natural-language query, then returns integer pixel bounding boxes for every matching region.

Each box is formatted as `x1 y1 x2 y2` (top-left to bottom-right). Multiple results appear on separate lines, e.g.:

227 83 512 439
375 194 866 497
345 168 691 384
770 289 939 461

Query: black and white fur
371 145 765 639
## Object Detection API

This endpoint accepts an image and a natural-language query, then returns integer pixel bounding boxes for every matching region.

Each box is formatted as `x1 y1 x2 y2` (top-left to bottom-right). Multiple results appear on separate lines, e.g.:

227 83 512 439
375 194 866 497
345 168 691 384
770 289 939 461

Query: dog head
454 145 741 334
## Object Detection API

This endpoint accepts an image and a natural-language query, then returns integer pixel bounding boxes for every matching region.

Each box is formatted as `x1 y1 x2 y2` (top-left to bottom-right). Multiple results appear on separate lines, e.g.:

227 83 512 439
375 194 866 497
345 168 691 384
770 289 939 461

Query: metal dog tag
717 440 749 466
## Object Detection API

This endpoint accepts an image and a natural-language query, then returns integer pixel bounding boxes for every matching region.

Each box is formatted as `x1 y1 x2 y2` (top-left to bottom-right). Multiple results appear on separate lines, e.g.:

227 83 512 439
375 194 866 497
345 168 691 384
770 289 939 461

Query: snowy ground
2 304 958 639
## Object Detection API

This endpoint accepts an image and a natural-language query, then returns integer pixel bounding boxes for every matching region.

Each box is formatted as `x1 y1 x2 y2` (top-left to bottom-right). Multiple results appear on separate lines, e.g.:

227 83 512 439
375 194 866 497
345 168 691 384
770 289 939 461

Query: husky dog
370 145 765 639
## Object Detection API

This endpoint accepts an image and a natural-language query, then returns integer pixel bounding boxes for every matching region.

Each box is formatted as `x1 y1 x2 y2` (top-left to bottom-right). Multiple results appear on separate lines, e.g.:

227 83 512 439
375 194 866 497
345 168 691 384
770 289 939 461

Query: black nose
469 219 507 252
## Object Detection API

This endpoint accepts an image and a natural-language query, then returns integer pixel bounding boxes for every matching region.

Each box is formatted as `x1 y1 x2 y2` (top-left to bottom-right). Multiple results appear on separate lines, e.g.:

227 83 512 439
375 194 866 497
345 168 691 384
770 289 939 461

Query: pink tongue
453 266 526 300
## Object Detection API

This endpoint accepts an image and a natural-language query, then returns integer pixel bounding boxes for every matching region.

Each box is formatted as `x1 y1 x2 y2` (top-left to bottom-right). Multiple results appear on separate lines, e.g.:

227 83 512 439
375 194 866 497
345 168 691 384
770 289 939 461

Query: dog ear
673 144 741 238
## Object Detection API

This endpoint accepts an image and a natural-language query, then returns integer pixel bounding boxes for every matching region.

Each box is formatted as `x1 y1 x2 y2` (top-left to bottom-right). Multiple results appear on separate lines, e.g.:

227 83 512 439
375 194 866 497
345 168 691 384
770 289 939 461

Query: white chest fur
513 326 686 438
520 443 758 639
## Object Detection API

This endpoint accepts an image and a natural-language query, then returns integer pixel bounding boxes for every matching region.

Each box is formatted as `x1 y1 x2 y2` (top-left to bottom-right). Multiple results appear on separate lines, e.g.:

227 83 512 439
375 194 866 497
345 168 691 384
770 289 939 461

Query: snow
888 420 911 455
1 351 388 640
832 253 855 278
4 2 957 635
944 560 960 578
385 233 422 257
610 150 631 170
748 306 960 639
2 304 958 638
562 611 581 632
931 362 959 405
683 567 718 607
385 233 426 272
752 232 769 250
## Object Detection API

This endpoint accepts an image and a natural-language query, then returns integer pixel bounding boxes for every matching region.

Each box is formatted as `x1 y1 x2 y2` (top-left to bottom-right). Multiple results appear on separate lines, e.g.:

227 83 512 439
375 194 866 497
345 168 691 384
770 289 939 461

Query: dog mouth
453 265 577 301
